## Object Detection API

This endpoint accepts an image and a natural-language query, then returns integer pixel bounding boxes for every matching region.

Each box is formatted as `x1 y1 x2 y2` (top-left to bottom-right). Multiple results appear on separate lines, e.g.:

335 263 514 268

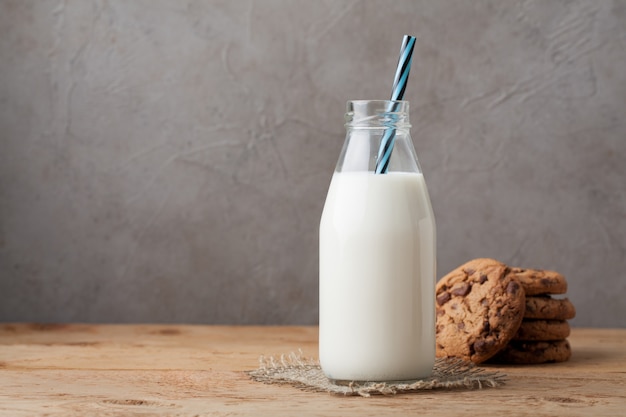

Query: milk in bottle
319 100 436 381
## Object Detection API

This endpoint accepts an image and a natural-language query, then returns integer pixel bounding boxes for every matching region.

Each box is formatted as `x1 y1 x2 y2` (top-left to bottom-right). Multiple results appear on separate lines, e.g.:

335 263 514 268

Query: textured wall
1 0 625 326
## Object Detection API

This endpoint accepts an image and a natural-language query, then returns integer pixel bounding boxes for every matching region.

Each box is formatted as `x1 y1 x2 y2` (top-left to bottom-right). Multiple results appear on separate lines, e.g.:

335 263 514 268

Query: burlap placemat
247 351 506 397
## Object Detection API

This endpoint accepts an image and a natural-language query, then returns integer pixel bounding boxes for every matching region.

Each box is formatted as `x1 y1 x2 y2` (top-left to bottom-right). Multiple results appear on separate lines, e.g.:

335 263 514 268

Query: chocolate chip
473 338 495 353
483 320 491 334
457 322 465 330
451 282 471 296
473 340 485 353
463 268 476 275
436 292 451 306
506 281 520 294
540 278 552 286
481 298 489 306
479 274 488 284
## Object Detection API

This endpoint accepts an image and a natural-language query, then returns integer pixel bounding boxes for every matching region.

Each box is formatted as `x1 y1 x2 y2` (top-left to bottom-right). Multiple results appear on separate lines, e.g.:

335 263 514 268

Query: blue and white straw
375 35 416 174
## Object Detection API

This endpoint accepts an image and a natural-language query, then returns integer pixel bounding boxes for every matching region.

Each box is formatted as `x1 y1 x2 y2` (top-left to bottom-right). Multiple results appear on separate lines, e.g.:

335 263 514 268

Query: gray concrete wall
1 0 624 327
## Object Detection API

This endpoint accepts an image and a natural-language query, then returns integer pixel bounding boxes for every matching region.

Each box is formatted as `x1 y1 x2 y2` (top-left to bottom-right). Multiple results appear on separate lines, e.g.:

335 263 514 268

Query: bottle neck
344 100 411 130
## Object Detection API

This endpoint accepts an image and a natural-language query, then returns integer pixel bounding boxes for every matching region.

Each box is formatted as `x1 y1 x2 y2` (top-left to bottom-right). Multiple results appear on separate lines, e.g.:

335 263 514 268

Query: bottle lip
345 100 410 129
347 99 408 106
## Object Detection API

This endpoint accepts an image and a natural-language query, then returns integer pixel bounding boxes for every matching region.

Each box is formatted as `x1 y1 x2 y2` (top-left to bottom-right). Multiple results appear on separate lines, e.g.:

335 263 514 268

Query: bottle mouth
345 100 410 129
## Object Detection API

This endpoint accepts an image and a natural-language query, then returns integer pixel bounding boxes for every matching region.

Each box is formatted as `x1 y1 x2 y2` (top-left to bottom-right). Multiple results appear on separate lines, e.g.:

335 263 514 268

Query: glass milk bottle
319 100 436 381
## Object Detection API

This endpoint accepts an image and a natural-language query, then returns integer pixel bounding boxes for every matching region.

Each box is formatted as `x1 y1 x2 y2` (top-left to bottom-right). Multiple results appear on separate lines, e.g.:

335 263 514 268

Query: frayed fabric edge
247 351 507 397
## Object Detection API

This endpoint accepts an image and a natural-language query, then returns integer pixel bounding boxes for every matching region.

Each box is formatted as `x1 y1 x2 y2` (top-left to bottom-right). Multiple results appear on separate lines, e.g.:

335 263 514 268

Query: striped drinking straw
375 35 416 174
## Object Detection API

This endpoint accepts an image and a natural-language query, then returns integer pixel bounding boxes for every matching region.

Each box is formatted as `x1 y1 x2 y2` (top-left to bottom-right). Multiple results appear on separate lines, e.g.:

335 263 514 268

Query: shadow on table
483 344 620 370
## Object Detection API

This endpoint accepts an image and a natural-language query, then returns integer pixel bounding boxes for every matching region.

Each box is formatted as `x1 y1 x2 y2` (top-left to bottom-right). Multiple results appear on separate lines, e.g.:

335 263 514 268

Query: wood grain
1 324 625 416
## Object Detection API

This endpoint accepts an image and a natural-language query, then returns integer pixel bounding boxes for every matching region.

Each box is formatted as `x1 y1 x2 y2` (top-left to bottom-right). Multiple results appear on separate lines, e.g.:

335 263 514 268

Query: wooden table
0 324 624 416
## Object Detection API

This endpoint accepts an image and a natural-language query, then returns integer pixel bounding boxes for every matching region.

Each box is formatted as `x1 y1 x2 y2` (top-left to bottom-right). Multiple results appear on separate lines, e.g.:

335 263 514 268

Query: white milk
319 171 435 381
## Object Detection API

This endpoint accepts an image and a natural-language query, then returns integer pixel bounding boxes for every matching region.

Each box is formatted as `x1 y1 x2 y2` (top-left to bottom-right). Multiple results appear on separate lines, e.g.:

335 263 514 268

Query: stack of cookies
490 267 575 364
435 258 575 365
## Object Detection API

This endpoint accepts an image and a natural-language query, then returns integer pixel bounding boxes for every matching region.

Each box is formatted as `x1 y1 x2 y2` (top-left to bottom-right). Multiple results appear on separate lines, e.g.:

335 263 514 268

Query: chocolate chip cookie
509 267 567 296
513 319 571 341
524 296 576 320
436 258 525 364
488 340 572 364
